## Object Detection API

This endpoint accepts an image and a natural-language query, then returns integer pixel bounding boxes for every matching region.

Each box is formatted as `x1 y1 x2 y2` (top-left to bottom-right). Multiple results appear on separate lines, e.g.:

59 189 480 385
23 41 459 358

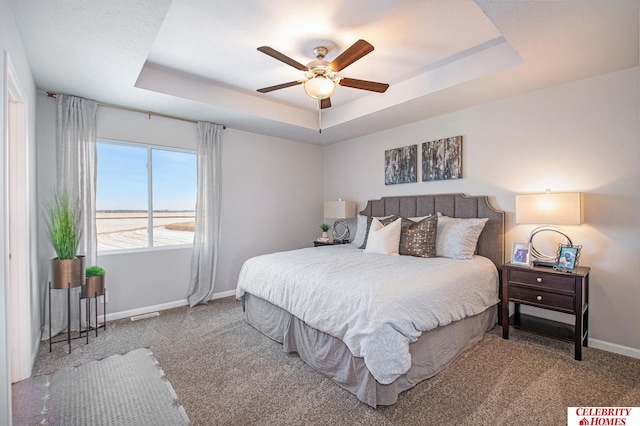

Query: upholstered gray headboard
359 193 505 269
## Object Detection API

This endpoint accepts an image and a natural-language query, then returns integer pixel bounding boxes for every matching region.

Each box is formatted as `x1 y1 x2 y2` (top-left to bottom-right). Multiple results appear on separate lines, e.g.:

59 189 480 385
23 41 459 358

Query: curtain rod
46 92 226 129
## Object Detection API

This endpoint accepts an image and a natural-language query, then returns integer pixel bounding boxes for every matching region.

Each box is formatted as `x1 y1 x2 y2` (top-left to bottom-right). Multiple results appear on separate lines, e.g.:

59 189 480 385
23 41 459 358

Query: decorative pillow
399 215 438 258
351 215 368 247
359 215 397 249
436 216 488 260
407 216 430 222
363 217 402 256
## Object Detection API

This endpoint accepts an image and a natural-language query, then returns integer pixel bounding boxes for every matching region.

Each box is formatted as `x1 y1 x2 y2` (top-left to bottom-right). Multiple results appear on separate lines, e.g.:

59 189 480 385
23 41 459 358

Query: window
96 139 196 252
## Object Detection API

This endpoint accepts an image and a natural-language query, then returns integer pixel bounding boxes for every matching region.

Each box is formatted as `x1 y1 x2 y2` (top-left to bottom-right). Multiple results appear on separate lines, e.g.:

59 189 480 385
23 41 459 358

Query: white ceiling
9 0 639 145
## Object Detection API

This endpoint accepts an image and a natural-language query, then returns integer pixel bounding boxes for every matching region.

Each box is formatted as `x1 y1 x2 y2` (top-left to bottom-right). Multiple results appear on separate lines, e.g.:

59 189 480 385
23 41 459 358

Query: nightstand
501 262 590 360
313 240 349 247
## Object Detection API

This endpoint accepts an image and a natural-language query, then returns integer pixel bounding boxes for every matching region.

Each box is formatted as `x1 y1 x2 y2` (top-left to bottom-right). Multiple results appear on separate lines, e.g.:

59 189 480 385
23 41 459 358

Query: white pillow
352 214 394 249
364 217 402 256
351 215 368 247
436 215 488 260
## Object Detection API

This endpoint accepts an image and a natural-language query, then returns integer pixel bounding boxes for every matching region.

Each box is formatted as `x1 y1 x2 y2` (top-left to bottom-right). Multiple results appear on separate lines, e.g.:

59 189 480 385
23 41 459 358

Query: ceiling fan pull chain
318 101 322 134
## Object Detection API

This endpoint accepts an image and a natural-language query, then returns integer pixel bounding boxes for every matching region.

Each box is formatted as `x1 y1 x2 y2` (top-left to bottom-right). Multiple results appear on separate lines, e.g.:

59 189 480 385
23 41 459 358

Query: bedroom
1 0 639 423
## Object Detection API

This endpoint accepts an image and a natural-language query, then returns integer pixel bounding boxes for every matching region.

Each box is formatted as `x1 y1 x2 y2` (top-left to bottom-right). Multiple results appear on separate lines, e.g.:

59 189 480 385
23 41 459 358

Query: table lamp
324 199 357 242
515 191 583 266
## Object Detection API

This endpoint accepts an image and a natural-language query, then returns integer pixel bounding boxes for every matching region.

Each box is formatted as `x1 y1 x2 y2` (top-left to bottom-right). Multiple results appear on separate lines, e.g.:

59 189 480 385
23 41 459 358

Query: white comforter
236 244 499 384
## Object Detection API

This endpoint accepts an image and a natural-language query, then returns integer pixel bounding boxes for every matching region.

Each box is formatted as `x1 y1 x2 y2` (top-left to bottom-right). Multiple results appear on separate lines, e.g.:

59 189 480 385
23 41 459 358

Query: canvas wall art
385 145 417 185
422 136 462 181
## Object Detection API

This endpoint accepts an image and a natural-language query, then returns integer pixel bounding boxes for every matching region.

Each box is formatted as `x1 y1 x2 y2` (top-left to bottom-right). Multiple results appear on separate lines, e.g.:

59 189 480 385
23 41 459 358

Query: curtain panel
187 122 223 306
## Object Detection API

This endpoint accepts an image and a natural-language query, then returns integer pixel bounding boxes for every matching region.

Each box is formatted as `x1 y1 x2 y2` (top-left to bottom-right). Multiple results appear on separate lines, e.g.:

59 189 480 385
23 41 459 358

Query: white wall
324 67 640 355
36 95 324 318
1 0 38 421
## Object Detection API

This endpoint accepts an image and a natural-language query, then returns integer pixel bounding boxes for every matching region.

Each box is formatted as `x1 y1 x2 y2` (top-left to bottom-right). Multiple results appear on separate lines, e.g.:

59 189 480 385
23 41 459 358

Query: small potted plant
319 223 331 238
84 265 106 298
45 189 85 289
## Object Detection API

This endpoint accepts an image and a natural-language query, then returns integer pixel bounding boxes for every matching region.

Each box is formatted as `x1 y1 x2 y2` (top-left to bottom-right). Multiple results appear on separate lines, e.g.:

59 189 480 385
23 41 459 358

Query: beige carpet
19 297 640 425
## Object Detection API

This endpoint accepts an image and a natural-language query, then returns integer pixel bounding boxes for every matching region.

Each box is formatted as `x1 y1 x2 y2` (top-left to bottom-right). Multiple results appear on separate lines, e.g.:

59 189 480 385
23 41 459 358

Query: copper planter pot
51 256 86 289
83 274 105 298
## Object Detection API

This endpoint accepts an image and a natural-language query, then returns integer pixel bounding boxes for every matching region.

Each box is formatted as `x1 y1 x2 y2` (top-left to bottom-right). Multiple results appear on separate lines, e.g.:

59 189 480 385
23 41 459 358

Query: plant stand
80 283 106 338
48 281 86 353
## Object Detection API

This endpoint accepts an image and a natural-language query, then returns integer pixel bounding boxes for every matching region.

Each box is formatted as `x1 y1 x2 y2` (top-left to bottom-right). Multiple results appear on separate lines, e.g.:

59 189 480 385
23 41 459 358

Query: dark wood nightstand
313 240 349 247
501 262 590 360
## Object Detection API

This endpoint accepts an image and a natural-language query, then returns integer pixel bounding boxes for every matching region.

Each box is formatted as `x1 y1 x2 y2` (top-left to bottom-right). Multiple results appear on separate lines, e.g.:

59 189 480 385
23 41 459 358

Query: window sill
97 244 193 256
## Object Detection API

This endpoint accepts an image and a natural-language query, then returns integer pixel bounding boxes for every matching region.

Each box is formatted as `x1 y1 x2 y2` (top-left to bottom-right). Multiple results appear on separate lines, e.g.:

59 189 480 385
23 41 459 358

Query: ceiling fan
257 39 389 109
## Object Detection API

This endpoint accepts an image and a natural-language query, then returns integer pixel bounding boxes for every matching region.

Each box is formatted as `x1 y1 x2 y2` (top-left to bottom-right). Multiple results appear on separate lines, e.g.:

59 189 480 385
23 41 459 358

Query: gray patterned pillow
436 215 488 260
399 215 438 258
359 215 398 249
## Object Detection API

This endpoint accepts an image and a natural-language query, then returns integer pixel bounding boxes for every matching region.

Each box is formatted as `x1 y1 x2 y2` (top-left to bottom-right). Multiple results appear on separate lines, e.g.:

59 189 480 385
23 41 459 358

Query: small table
501 262 590 360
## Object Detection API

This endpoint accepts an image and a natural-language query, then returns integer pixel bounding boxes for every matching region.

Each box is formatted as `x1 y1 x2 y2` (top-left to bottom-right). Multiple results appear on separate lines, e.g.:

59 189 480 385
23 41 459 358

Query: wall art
422 136 462 181
385 145 417 185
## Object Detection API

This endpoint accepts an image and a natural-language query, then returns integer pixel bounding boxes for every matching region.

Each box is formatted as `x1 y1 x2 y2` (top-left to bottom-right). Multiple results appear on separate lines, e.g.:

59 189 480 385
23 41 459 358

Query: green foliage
86 265 106 277
45 189 82 260
319 223 331 232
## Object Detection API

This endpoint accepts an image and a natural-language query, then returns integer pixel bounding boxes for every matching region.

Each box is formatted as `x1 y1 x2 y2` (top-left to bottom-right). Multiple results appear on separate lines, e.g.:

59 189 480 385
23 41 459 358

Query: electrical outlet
101 291 108 304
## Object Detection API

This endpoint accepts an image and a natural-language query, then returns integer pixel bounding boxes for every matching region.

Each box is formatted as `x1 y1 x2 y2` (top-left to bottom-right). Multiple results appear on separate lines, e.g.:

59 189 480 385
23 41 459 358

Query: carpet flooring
17 297 640 425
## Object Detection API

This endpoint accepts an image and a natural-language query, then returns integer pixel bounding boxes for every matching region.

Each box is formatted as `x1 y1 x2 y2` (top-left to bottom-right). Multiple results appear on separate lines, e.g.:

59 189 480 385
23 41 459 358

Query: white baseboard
104 289 237 322
588 338 640 360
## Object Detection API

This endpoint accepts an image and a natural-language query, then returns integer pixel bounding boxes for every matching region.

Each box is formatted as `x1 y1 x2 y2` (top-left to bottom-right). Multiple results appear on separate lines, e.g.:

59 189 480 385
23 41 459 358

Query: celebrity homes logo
568 407 639 425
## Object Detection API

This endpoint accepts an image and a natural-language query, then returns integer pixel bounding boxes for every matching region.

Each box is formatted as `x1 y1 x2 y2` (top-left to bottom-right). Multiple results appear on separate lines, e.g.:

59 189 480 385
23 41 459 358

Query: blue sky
96 143 197 211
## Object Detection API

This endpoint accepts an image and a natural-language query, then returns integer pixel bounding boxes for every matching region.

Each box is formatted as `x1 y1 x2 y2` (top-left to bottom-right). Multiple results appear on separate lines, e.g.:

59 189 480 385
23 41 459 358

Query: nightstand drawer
509 285 575 312
509 269 575 293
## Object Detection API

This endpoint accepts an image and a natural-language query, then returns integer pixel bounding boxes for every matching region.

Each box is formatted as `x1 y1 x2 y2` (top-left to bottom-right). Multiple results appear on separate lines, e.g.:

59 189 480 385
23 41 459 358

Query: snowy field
97 212 194 251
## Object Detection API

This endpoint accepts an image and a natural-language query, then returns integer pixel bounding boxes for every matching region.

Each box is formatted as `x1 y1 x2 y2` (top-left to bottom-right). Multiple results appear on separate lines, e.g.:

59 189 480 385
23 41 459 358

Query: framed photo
511 242 531 266
554 244 582 272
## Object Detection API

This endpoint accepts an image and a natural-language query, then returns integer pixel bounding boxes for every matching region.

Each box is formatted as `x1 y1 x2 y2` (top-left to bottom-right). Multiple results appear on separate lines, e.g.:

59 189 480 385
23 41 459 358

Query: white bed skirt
242 293 497 407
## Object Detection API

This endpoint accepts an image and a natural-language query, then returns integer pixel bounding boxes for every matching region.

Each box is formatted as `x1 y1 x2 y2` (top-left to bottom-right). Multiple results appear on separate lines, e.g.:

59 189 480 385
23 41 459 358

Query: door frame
4 52 33 383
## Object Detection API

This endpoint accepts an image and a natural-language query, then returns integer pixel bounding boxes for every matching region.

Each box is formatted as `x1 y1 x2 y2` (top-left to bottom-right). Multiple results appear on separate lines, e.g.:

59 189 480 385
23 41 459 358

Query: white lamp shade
304 76 336 100
324 200 357 219
516 192 583 225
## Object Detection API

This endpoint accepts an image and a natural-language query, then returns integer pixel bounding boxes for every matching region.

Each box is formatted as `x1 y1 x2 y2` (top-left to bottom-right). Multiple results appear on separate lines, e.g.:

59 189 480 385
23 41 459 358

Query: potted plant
83 265 106 298
45 189 85 289
320 223 331 238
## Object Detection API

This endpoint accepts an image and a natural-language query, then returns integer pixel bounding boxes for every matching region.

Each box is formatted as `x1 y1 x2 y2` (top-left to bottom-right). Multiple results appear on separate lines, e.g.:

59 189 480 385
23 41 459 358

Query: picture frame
553 244 582 272
385 145 417 185
511 242 531 266
421 135 462 182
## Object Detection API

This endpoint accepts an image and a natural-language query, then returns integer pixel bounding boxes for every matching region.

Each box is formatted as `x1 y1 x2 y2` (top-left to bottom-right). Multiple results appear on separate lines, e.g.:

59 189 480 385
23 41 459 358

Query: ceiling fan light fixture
257 40 388 107
303 75 336 100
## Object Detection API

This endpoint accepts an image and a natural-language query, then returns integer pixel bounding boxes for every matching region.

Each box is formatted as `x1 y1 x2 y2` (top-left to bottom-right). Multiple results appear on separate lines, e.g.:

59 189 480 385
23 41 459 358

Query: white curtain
43 94 97 340
187 122 223 306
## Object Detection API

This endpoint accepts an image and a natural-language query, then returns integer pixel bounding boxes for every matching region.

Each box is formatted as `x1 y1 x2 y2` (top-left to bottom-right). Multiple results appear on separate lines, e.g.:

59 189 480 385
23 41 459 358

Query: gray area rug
12 348 190 425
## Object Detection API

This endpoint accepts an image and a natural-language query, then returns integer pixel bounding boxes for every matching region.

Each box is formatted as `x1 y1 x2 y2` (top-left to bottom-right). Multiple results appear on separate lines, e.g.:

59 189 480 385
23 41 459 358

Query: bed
236 194 504 407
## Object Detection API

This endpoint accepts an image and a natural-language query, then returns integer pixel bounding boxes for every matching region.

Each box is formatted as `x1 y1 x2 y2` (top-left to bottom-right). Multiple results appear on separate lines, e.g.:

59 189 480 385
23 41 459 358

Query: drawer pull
536 295 543 301
536 277 543 283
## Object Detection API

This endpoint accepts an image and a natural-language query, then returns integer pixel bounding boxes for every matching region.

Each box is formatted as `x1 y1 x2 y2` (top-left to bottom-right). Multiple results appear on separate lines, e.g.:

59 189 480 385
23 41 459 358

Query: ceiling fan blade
320 98 331 109
339 77 389 93
329 39 374 72
257 46 308 71
257 81 302 93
